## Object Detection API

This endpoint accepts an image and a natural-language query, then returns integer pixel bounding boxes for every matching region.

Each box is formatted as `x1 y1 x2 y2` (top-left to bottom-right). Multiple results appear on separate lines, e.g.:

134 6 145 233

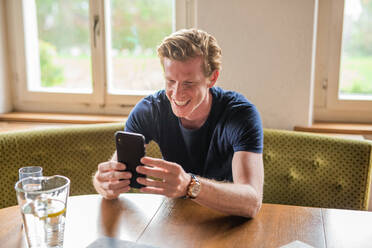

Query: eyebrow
165 77 196 82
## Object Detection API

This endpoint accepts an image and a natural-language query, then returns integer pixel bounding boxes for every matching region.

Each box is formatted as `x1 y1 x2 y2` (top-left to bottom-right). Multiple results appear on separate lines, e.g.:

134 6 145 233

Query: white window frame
6 0 196 114
314 0 372 122
105 0 197 106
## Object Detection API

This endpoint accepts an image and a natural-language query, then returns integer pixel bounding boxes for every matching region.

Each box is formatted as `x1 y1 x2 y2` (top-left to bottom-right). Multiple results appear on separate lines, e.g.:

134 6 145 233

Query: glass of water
19 166 43 180
15 175 70 248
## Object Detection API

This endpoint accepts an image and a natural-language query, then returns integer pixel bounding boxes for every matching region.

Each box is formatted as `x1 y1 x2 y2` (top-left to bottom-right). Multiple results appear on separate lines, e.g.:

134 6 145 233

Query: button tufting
313 160 321 169
336 183 343 192
264 153 272 162
83 145 92 151
287 172 296 182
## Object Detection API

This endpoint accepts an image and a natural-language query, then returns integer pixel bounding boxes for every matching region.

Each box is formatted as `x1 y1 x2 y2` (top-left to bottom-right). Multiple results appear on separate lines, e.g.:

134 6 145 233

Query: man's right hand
93 160 132 200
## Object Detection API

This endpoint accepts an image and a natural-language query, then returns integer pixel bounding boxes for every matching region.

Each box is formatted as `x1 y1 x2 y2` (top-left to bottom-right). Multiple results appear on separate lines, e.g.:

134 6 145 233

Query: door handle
93 15 100 48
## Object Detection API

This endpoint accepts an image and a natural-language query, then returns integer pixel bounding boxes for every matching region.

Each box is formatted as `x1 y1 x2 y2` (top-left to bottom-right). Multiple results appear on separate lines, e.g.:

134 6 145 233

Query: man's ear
208 70 219 88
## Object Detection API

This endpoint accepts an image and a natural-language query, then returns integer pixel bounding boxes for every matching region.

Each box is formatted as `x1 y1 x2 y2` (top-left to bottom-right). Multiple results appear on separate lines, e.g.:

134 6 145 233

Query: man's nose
172 82 184 99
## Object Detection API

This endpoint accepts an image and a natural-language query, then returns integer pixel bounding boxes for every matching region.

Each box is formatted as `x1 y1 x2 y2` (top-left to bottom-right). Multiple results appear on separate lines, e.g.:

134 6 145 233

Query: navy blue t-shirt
125 87 263 182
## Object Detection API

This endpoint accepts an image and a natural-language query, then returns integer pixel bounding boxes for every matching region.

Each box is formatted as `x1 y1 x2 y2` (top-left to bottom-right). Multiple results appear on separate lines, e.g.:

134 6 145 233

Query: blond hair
157 29 222 77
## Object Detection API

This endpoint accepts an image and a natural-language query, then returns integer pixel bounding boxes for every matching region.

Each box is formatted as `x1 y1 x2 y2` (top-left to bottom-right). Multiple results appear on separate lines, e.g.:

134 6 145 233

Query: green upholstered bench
263 129 372 210
1 124 371 211
0 123 161 209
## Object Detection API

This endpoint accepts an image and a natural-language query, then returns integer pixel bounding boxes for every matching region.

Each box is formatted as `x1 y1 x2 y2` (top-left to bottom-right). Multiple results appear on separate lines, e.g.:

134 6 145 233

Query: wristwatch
185 173 201 199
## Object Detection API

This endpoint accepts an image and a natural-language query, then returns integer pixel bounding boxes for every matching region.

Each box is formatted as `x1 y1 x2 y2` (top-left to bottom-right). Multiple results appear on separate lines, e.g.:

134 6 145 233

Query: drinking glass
15 175 70 248
19 166 43 180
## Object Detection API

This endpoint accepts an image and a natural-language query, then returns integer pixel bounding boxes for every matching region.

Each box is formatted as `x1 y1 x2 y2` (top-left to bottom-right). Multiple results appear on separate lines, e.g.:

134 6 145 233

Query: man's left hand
136 157 191 198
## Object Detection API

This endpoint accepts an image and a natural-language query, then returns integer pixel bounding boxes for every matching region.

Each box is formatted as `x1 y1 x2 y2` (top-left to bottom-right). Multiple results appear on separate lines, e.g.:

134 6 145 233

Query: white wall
197 0 318 130
0 0 12 113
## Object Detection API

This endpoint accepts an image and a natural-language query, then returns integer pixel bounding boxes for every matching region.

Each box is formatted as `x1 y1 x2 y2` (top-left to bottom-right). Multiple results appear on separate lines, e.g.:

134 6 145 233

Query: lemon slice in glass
38 199 66 220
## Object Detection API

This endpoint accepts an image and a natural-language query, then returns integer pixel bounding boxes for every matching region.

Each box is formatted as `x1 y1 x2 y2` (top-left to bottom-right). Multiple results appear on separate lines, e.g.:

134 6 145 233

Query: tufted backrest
0 123 122 208
0 123 163 209
1 125 371 210
263 129 372 210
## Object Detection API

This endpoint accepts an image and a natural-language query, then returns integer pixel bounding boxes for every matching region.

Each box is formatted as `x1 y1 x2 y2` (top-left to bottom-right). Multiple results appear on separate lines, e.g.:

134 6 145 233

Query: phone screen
115 131 145 188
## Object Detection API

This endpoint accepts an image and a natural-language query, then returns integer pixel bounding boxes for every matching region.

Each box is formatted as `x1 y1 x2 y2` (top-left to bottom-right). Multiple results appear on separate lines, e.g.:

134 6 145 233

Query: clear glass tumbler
15 175 70 248
18 166 43 180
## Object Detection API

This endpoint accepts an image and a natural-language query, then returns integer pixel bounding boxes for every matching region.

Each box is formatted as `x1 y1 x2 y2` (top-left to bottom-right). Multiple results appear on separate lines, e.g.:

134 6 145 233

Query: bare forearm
193 178 262 218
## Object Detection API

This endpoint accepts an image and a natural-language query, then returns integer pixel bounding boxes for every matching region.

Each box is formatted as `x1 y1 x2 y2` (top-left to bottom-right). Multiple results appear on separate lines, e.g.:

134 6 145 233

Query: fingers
98 161 126 173
97 160 131 182
97 170 132 182
137 177 167 188
136 166 174 183
140 157 180 174
93 170 131 200
95 160 132 199
136 158 190 198
100 179 130 191
137 177 183 198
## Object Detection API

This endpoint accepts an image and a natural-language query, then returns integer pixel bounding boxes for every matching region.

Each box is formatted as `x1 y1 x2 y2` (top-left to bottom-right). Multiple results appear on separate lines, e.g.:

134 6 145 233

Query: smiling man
93 29 264 218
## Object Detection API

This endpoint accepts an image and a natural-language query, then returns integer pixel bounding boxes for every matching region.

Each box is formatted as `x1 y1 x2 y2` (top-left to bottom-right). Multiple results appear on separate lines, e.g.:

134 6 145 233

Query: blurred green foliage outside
340 0 372 95
39 40 64 87
340 57 372 94
35 0 171 88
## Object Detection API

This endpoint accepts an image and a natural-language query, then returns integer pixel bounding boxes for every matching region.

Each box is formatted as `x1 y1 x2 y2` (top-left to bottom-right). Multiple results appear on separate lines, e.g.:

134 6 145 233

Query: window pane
34 0 92 93
339 0 372 100
108 0 173 94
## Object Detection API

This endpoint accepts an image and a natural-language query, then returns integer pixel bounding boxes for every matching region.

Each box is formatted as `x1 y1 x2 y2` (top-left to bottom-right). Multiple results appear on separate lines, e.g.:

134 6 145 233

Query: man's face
164 57 216 122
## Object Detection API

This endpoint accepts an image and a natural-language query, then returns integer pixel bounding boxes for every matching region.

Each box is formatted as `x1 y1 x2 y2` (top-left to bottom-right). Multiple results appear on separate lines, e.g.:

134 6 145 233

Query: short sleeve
125 96 158 144
227 105 263 154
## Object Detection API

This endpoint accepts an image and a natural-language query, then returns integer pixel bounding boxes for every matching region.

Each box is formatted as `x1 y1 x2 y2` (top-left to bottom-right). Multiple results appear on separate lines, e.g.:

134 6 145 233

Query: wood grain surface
138 199 325 248
0 194 165 248
0 112 125 124
2 194 372 248
294 122 372 135
64 194 165 247
0 205 26 248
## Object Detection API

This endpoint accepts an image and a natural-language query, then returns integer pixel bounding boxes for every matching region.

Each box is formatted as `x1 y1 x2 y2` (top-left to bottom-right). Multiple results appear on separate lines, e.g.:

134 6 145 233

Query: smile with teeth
173 99 190 107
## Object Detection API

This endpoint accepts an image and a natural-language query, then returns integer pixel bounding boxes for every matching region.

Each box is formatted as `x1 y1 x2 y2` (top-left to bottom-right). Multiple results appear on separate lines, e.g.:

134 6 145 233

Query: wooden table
1 194 372 248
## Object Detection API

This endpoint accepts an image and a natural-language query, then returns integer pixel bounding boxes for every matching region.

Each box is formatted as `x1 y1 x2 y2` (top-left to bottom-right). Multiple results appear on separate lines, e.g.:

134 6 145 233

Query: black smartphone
115 131 145 189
